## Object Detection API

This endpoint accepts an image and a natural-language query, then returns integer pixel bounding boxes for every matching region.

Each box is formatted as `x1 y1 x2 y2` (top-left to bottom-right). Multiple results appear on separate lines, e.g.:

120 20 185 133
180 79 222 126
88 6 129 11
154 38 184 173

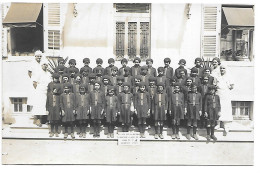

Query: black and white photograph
0 0 257 166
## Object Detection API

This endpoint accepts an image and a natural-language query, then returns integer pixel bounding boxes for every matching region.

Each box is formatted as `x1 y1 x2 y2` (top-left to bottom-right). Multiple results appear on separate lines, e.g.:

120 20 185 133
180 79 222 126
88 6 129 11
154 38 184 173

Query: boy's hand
101 109 104 115
199 111 202 116
89 107 91 113
130 106 134 112
46 111 49 115
73 110 76 115
117 112 120 116
184 108 187 115
204 112 208 118
168 110 171 114
218 112 221 118
87 110 90 115
62 110 65 116
134 109 137 114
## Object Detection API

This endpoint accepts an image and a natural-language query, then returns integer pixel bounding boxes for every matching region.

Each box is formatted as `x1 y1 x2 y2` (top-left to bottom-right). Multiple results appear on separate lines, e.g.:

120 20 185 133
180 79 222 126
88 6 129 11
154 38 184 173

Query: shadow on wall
63 3 110 47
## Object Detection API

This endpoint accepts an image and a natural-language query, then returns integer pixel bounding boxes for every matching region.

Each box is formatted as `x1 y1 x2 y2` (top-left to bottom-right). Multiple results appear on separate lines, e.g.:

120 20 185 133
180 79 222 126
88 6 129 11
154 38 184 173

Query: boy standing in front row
204 85 220 141
185 83 202 140
60 83 76 139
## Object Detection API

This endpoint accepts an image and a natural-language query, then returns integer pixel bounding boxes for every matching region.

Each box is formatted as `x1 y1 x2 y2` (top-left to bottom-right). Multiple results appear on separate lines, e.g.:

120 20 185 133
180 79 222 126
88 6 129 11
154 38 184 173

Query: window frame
232 101 252 120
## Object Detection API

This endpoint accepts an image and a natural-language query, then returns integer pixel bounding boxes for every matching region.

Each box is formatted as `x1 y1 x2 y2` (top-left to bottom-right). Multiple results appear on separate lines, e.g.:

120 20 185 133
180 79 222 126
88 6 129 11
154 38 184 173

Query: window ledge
222 60 254 67
3 56 35 62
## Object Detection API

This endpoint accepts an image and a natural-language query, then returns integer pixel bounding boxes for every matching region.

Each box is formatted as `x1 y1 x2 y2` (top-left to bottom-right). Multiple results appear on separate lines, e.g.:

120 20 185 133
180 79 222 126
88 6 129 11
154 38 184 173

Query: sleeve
204 95 208 113
73 94 77 110
181 93 185 109
165 93 168 111
199 94 202 111
60 95 64 111
101 92 105 109
75 95 78 109
147 93 150 109
46 94 49 111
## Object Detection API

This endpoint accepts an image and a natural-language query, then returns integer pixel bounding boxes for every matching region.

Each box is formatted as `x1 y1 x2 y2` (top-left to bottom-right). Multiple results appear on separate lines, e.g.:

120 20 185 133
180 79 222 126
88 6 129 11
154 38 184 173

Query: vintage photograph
1 2 255 165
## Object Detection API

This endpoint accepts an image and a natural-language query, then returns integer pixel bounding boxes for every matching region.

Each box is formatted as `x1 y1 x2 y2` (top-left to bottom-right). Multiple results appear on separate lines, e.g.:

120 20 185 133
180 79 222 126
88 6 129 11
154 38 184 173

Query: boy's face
94 83 100 90
171 81 176 86
76 76 81 82
89 78 95 83
53 78 59 83
123 86 129 92
63 77 68 82
70 72 76 78
135 79 140 85
186 79 192 86
103 79 109 85
109 62 115 66
180 71 185 77
139 86 146 92
220 67 226 75
108 90 114 96
64 87 70 93
84 62 90 66
164 62 169 66
82 71 88 77
174 86 180 93
134 61 140 66
191 86 197 93
122 62 127 67
191 72 198 77
112 70 118 76
147 61 153 66
117 80 123 85
59 61 65 66
97 63 102 66
203 78 209 84
212 60 218 68
69 63 76 67
158 86 164 92
204 69 210 75
195 61 201 67
179 62 185 67
141 70 147 75
149 81 155 86
53 88 58 94
35 55 42 63
80 87 86 93
158 71 164 75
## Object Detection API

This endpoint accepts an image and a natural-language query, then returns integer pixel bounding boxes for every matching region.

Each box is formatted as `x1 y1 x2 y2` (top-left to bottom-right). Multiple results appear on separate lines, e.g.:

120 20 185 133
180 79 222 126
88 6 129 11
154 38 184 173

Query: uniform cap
157 67 164 72
108 58 115 63
123 82 131 87
191 67 199 73
96 58 103 64
146 58 153 63
148 76 157 82
179 59 186 65
124 67 131 72
195 57 202 63
83 58 90 63
156 82 165 87
164 57 171 63
141 66 148 71
121 58 128 63
52 73 60 79
68 59 76 64
133 57 141 63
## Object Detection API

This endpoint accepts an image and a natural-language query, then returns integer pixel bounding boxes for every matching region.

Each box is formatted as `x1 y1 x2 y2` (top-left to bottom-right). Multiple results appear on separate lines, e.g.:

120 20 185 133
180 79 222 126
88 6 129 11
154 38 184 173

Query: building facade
1 3 254 123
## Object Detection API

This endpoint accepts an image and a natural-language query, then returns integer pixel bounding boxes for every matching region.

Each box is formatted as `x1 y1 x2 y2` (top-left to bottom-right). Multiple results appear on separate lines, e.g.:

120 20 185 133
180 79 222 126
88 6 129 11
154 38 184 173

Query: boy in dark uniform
153 82 168 139
118 82 134 132
87 73 96 93
122 67 133 86
65 59 79 74
202 67 216 85
163 58 174 79
93 58 105 76
60 73 72 93
182 77 193 99
89 81 105 138
204 85 220 141
147 76 157 128
169 83 185 139
75 84 90 138
80 58 92 75
177 68 187 86
46 86 61 137
135 82 150 138
166 76 178 127
94 66 104 83
101 75 112 96
146 58 157 77
80 67 89 85
60 83 76 139
48 73 62 95
140 66 149 87
190 67 201 86
156 67 168 87
104 86 119 138
185 83 202 140
73 74 81 95
131 57 141 77
115 76 124 96
175 59 188 78
193 57 204 78
118 58 129 76
68 68 77 85
105 58 115 76
110 66 119 86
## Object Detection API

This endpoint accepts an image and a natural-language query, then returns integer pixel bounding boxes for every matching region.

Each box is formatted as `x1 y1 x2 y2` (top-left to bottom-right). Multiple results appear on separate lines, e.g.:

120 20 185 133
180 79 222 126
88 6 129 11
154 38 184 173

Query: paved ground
2 139 253 165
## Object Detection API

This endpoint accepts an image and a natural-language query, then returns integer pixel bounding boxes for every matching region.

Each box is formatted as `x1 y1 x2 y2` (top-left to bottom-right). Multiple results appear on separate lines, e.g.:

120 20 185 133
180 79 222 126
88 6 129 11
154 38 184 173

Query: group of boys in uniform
46 56 221 141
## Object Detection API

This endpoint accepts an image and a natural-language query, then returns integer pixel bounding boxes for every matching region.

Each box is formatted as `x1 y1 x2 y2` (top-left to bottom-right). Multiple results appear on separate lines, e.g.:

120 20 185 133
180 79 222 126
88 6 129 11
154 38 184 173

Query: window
10 97 30 114
232 101 252 120
220 6 254 61
114 3 151 61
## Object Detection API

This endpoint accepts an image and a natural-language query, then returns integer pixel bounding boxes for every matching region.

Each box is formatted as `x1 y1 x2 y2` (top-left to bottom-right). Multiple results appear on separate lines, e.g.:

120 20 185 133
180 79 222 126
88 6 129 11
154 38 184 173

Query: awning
2 3 42 28
222 7 254 28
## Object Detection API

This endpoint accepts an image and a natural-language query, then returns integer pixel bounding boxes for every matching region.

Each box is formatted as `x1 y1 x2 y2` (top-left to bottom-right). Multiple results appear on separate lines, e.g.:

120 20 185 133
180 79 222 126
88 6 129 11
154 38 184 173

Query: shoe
211 135 217 141
159 134 164 139
71 133 75 139
64 133 68 139
107 134 110 138
176 133 180 139
82 133 86 138
154 134 159 139
110 133 114 138
215 125 220 130
55 133 59 137
79 133 82 138
49 132 54 137
186 134 191 140
171 134 176 139
97 133 100 138
193 134 199 140
206 135 211 141
93 134 96 138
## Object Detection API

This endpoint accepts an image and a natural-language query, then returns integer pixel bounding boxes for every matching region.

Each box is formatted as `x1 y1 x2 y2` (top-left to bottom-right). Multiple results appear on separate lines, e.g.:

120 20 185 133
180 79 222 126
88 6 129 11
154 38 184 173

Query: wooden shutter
1 4 8 57
44 3 62 57
201 4 221 59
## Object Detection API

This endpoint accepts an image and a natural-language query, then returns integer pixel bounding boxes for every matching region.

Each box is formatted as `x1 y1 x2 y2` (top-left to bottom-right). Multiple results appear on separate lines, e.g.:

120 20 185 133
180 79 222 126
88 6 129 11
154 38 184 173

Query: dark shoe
171 134 176 139
110 133 114 138
49 132 54 137
64 133 68 139
97 133 100 138
55 133 59 137
211 135 217 141
193 134 199 140
107 134 110 138
82 133 86 138
206 135 211 141
159 134 164 139
71 133 75 139
223 130 227 136
186 134 191 140
154 134 159 139
79 133 82 138
176 133 180 139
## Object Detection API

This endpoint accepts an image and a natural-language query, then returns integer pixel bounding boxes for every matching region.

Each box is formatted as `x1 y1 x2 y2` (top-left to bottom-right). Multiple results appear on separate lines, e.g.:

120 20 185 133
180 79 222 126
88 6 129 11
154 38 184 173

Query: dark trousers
154 120 164 134
64 122 75 134
93 119 101 135
78 120 87 133
138 118 146 133
50 120 59 133
108 122 114 133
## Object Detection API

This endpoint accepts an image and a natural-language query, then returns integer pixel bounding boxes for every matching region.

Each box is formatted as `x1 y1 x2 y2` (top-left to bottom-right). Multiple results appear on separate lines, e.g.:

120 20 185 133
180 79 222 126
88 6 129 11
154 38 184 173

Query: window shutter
44 3 62 57
201 4 221 59
1 4 8 57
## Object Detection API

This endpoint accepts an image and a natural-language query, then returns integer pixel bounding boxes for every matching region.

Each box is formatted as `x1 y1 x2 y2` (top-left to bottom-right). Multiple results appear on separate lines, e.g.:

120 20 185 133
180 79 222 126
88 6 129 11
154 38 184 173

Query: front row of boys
47 72 220 141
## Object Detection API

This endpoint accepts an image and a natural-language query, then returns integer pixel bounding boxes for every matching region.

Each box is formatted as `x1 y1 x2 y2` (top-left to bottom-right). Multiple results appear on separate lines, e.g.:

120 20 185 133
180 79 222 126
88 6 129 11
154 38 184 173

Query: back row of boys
47 57 220 141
